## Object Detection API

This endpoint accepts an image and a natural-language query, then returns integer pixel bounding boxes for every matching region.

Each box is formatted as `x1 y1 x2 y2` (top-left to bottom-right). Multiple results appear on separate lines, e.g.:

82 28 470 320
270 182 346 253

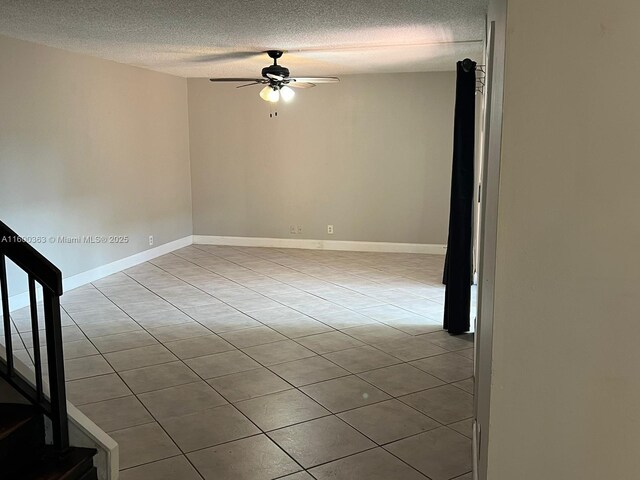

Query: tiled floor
6 246 475 480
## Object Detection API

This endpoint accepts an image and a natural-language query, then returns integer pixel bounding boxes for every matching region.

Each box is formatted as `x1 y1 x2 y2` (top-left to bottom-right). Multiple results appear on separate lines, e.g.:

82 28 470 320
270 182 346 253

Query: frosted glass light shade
259 86 280 102
259 86 272 101
280 86 295 102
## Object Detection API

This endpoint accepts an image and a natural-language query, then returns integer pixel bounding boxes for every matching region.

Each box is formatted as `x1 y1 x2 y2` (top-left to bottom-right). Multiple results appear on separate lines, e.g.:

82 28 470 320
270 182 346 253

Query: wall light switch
327 225 334 234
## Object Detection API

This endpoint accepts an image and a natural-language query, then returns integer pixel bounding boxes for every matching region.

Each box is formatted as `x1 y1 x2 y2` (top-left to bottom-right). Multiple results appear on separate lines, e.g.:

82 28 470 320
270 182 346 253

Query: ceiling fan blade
288 82 316 89
236 82 263 88
266 73 284 81
191 51 264 64
289 77 340 84
209 78 264 82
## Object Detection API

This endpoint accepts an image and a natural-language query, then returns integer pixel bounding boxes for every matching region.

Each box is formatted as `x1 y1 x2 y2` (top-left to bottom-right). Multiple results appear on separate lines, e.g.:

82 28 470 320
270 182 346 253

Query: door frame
474 1 507 479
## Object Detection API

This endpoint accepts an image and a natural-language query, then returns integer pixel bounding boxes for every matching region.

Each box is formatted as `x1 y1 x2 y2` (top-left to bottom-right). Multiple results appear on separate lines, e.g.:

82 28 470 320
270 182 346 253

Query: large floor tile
187 434 300 480
300 375 390 413
104 344 178 372
358 363 444 396
357 304 420 322
246 306 310 324
79 319 142 339
452 473 473 480
419 331 474 352
129 309 194 328
311 310 377 329
138 381 227 419
148 323 213 342
386 427 472 480
268 416 375 468
410 352 474 383
119 455 202 480
455 348 474 360
64 355 114 380
185 350 261 379
400 385 473 424
120 361 200 393
164 335 235 359
295 331 365 355
341 324 412 344
220 326 286 348
67 308 131 325
268 319 333 339
66 373 131 405
118 301 176 318
198 314 264 333
310 448 428 479
449 418 473 438
235 389 329 431
92 330 158 354
323 346 401 373
452 377 474 394
78 395 153 433
159 404 259 452
279 472 314 480
374 336 449 362
59 339 99 359
378 316 443 335
269 356 349 387
207 367 292 403
338 399 440 444
242 340 316 366
110 422 181 469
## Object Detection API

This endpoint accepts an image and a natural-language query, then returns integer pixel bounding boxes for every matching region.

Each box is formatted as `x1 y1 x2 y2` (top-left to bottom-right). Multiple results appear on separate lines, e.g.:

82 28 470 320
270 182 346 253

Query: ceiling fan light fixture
259 85 272 101
268 88 280 102
280 85 295 102
259 86 280 103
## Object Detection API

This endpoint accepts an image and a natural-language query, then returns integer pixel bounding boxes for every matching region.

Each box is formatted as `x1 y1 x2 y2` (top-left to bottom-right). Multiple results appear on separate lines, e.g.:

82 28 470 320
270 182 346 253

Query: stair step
17 446 98 480
0 404 97 479
0 403 45 474
0 403 40 441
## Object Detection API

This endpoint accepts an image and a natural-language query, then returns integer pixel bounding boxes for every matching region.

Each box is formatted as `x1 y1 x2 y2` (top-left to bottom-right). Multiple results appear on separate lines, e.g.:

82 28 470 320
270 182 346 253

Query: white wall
0 35 192 296
485 1 640 478
188 72 455 245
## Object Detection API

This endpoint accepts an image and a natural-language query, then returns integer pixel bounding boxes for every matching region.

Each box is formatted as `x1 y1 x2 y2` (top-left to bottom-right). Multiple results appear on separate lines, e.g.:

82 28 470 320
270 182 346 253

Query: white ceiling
0 0 487 78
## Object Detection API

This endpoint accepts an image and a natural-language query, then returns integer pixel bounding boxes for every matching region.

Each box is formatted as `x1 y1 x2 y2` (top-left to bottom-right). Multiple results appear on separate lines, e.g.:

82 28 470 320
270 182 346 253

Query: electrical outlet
149 235 154 246
327 225 334 234
290 225 296 234
297 225 303 234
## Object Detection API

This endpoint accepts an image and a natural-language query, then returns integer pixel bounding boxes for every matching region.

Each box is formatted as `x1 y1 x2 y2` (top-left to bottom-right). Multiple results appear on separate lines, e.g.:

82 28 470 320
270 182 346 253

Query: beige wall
188 72 455 244
0 35 192 295
486 1 640 478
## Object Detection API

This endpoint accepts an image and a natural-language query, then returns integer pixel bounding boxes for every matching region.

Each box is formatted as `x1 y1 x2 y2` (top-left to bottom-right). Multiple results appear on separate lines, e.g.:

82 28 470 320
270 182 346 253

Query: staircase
1 220 98 479
0 403 97 479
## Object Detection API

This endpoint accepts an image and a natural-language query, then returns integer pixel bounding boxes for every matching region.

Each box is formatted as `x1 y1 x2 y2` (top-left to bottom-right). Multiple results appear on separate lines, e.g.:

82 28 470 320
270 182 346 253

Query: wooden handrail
0 221 63 295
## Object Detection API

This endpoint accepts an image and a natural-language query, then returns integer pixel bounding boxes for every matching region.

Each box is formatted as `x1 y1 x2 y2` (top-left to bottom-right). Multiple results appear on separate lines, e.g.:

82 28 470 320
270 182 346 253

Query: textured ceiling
0 0 487 78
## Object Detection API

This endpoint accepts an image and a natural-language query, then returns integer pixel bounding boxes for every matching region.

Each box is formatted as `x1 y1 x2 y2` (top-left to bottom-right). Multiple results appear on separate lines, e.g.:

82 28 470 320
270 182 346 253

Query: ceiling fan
209 50 339 103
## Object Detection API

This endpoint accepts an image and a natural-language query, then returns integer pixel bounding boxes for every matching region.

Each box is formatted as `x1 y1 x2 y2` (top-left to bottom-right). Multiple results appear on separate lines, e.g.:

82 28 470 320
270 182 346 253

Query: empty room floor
7 246 474 480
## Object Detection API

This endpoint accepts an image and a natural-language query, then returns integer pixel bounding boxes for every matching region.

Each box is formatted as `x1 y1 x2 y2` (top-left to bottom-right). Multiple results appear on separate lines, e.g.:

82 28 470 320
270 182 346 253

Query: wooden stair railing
0 219 69 453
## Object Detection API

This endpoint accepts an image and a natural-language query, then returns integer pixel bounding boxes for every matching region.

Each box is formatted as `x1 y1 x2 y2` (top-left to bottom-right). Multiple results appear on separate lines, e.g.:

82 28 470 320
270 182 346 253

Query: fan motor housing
262 64 290 79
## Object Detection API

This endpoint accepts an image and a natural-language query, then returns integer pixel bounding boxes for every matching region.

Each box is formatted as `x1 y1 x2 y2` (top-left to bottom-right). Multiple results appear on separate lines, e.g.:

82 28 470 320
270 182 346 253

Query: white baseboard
193 235 447 255
9 235 193 311
62 235 193 291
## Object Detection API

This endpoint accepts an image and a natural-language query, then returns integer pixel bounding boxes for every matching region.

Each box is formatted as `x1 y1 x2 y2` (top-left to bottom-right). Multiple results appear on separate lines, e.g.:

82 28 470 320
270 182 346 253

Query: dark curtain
442 59 476 335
